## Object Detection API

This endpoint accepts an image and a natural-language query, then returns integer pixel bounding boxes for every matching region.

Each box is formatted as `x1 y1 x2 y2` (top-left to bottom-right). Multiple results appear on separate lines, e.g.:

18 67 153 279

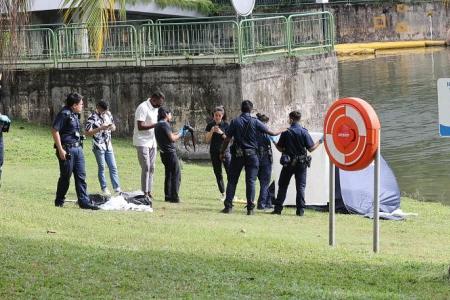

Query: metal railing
2 12 334 68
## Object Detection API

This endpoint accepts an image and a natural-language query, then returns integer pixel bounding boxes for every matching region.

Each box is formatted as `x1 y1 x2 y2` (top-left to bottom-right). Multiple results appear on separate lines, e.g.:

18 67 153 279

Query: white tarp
99 195 153 212
271 132 329 206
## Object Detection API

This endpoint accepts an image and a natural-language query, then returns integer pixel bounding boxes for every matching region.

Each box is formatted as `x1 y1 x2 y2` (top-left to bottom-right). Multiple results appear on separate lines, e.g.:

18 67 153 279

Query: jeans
136 146 156 194
210 151 231 194
224 154 259 210
55 146 90 207
257 155 272 209
160 151 181 201
274 163 307 213
93 148 121 191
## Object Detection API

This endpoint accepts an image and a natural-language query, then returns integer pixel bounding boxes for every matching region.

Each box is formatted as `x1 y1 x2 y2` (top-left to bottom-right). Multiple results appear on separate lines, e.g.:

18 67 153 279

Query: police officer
51 93 98 210
219 100 283 215
255 113 273 210
272 110 322 216
0 112 11 188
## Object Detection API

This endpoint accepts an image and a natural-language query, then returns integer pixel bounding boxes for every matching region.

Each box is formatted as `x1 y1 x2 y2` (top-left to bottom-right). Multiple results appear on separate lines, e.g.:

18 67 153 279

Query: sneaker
221 207 233 214
114 187 122 194
101 188 111 196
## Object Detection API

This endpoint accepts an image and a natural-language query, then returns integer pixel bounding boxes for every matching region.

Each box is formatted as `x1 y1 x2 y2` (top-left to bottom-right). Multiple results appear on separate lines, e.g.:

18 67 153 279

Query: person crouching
154 107 186 203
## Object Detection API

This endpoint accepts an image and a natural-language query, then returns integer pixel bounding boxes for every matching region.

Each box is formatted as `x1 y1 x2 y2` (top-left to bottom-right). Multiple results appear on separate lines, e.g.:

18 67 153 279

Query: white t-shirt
133 99 158 147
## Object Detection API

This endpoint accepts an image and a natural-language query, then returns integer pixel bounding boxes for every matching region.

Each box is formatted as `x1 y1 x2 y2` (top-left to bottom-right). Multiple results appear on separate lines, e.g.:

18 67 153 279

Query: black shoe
296 210 305 217
271 210 281 215
256 206 264 210
221 207 232 214
169 198 181 203
247 209 255 215
55 203 64 208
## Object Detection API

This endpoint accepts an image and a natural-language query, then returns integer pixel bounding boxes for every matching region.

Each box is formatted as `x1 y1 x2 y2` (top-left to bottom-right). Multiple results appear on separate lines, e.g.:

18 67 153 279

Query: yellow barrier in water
336 40 446 56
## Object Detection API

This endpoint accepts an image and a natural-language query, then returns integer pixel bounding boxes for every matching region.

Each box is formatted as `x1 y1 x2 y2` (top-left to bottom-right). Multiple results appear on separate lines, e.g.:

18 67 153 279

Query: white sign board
231 0 255 17
271 132 329 206
316 0 329 3
437 78 450 137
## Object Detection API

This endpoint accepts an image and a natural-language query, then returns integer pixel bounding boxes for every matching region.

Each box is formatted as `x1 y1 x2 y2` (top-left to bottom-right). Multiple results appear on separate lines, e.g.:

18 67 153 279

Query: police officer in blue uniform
51 93 98 210
219 100 283 215
272 110 322 216
255 113 273 210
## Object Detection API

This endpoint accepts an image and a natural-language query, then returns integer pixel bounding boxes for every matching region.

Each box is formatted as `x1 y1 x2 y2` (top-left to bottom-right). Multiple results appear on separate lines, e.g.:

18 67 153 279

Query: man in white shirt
133 91 165 200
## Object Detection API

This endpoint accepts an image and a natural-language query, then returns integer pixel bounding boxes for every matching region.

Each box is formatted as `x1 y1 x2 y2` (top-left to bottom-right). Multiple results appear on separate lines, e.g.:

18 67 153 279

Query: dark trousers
55 146 90 207
160 151 181 201
224 154 259 209
210 151 230 194
257 155 272 209
0 135 3 186
274 164 307 213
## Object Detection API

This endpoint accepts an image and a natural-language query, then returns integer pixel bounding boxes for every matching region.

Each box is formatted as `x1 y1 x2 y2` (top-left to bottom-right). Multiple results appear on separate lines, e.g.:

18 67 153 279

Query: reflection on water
339 48 450 205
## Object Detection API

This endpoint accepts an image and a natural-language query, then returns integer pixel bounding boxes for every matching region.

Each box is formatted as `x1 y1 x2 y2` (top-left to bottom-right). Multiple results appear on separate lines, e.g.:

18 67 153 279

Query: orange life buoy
324 97 380 171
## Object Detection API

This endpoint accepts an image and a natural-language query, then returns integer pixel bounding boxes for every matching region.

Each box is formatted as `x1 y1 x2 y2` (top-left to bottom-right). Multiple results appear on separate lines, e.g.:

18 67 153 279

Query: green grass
1 121 449 299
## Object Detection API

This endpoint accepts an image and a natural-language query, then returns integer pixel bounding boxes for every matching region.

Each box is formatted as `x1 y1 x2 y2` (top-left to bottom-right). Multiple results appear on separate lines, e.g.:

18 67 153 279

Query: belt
63 142 81 148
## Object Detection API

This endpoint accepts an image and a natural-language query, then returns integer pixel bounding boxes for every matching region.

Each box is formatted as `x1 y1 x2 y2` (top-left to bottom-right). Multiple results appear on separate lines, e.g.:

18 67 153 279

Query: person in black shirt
272 110 322 216
205 106 230 200
255 113 273 210
154 107 186 203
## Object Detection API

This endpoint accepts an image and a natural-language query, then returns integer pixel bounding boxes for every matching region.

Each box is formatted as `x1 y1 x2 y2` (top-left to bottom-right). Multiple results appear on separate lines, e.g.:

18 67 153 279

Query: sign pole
329 158 335 246
373 128 381 253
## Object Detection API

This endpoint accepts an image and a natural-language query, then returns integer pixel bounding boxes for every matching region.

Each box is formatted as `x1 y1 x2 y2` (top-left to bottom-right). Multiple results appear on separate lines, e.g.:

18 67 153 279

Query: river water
338 48 450 205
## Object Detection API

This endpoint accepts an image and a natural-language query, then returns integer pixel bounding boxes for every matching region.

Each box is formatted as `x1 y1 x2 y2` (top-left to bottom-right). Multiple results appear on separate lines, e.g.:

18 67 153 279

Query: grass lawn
1 121 449 299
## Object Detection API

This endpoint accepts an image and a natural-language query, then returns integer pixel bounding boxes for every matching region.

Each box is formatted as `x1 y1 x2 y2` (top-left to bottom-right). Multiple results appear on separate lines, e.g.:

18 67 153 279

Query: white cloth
99 195 153 212
133 99 158 148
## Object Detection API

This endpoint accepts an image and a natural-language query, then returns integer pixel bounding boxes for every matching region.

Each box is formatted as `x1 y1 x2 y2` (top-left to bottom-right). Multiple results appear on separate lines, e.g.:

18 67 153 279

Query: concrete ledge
336 40 446 56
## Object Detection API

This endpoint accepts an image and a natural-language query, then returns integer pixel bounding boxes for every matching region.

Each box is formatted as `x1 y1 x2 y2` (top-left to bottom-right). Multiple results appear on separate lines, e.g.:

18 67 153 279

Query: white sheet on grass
99 195 153 212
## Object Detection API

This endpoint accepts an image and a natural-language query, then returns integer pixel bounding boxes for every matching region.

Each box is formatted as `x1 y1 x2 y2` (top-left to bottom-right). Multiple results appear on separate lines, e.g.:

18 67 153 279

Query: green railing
2 12 334 68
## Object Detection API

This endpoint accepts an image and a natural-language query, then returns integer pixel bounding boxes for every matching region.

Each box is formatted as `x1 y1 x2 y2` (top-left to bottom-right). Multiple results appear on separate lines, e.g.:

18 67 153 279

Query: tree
0 0 29 70
61 0 214 55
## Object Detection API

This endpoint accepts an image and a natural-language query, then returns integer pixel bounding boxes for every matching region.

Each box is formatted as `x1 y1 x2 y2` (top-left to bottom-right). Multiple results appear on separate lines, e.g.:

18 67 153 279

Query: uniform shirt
133 99 158 148
205 120 230 154
85 111 114 151
52 106 82 145
226 113 269 150
277 123 314 157
155 121 176 153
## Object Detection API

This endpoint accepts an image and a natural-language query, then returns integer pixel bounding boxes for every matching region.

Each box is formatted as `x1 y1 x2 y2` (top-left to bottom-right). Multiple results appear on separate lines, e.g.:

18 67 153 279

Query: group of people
50 91 322 215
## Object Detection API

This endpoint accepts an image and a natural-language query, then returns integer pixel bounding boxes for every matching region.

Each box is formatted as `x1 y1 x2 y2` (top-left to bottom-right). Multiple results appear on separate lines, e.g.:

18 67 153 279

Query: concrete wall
1 54 337 139
256 1 449 43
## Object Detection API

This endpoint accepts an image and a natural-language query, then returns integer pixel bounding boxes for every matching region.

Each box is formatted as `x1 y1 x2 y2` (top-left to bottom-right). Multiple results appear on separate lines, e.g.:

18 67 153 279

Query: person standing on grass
154 107 187 203
271 110 322 217
133 91 164 201
51 92 98 210
255 113 274 210
85 100 121 195
0 112 11 188
205 106 230 201
219 100 284 215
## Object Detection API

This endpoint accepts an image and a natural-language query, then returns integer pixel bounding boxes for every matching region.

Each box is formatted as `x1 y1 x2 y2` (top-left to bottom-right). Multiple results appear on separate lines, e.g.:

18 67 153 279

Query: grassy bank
1 121 449 299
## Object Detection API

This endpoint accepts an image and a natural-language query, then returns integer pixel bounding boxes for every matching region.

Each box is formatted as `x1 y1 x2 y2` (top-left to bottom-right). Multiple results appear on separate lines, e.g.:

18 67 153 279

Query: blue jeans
257 155 272 209
224 154 259 209
55 146 90 207
93 148 121 191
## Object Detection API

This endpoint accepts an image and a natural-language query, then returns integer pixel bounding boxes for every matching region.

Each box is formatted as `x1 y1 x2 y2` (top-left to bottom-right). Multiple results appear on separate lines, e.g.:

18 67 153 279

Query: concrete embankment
336 40 446 56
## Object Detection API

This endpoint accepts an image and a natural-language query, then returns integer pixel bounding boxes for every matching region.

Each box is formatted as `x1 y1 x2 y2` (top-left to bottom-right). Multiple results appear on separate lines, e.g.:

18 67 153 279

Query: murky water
338 48 450 205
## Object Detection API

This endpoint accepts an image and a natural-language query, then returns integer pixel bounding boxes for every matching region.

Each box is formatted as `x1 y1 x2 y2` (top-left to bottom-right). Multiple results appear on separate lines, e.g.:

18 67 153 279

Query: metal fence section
140 20 240 65
56 25 138 67
4 12 334 68
288 12 334 55
1 28 56 68
239 16 288 62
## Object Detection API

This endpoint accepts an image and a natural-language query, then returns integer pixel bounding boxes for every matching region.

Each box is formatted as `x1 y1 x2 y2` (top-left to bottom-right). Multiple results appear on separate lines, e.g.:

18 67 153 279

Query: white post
373 129 381 253
329 158 335 247
429 15 433 40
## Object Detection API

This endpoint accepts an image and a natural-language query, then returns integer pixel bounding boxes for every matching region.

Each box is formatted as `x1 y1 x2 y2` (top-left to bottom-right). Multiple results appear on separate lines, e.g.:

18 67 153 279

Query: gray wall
1 54 338 139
